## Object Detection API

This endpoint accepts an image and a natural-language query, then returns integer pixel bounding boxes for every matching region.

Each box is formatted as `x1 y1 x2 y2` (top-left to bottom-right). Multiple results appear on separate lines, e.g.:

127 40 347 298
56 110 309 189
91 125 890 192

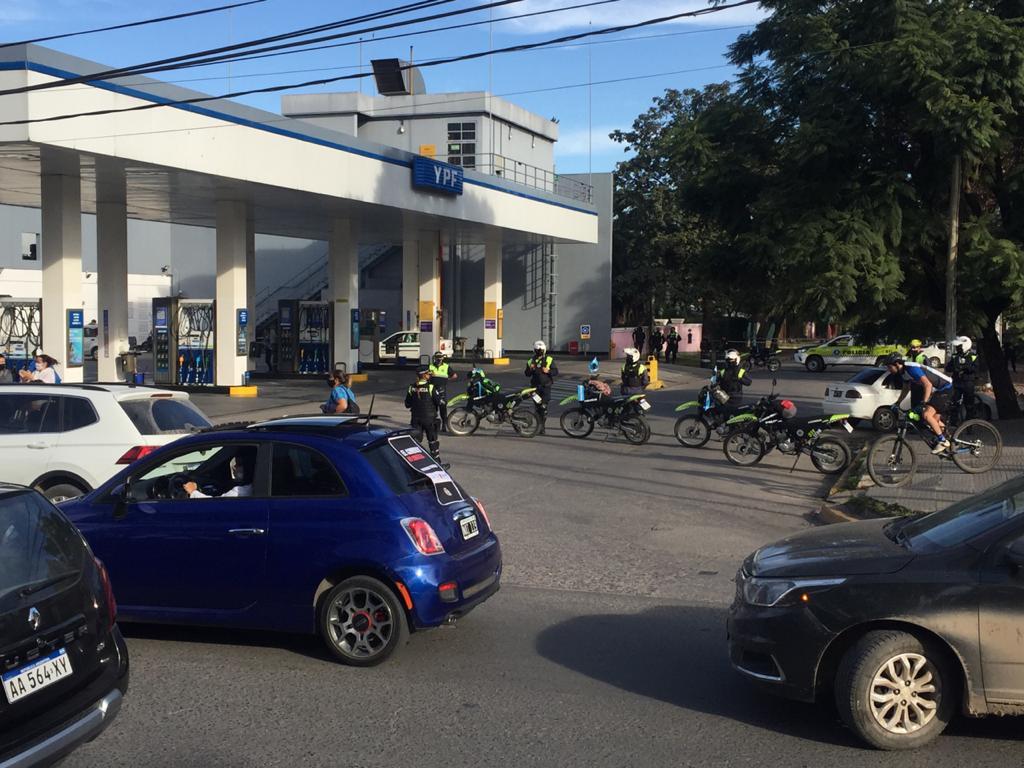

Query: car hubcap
869 653 938 734
327 587 394 658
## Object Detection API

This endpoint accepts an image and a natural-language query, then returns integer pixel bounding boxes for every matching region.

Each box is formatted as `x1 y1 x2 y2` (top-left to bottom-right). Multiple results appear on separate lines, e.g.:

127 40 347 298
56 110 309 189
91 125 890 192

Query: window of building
447 121 477 168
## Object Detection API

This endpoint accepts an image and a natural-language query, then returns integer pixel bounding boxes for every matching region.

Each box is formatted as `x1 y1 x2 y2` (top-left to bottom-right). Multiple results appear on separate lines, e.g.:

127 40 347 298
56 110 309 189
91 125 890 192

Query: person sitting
321 370 358 414
184 456 253 498
18 353 60 384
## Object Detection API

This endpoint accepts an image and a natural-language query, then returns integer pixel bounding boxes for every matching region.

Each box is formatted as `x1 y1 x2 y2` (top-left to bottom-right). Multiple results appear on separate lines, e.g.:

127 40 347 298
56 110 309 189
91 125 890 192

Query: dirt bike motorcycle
446 387 541 437
721 394 853 474
746 347 782 373
558 387 652 445
673 378 753 447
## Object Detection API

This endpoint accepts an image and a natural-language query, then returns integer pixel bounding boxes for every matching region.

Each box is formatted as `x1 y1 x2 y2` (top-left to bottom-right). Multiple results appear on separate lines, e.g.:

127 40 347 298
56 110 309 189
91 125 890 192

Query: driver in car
183 456 252 499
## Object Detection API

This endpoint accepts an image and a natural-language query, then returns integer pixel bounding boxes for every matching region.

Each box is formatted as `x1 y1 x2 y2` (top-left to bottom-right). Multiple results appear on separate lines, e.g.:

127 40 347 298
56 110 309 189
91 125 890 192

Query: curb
817 503 859 525
827 442 868 498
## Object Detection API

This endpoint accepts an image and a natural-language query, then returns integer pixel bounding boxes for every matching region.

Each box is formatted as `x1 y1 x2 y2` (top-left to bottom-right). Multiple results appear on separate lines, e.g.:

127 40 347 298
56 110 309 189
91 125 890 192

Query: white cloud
555 125 624 156
500 0 766 35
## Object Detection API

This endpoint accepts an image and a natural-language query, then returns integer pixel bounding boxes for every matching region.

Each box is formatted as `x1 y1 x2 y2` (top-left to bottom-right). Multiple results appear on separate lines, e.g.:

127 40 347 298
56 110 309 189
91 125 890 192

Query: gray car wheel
318 576 409 666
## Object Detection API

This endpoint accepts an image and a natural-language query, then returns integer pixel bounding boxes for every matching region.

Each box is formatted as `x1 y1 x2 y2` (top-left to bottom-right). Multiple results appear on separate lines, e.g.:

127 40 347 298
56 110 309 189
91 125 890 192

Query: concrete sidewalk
863 419 1024 513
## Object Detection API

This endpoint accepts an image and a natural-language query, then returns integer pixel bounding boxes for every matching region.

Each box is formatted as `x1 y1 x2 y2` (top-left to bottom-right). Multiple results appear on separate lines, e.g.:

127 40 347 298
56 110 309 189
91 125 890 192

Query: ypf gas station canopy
0 45 598 384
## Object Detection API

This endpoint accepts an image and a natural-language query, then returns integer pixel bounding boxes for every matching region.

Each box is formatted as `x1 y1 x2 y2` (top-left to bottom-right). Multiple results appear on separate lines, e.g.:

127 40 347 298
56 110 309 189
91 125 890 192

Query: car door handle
228 528 266 537
27 442 51 449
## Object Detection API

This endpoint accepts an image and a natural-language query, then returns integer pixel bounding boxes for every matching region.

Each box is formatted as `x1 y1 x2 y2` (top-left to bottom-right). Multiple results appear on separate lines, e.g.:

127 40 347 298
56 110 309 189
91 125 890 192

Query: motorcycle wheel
809 437 852 475
446 407 479 436
510 407 541 438
674 414 711 448
723 430 765 466
767 357 781 373
620 415 651 445
560 407 594 438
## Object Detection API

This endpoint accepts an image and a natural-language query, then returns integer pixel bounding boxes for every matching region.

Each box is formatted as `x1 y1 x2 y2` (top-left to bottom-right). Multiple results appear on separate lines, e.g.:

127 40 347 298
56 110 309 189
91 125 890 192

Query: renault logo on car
27 607 40 631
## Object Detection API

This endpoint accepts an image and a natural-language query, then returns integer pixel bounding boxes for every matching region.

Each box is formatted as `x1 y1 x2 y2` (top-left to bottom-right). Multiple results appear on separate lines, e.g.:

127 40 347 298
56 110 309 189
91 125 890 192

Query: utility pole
945 154 962 352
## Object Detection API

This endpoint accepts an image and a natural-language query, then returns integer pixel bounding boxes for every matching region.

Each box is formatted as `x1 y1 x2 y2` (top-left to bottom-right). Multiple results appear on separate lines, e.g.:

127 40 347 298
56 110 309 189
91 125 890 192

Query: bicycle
866 407 1002 488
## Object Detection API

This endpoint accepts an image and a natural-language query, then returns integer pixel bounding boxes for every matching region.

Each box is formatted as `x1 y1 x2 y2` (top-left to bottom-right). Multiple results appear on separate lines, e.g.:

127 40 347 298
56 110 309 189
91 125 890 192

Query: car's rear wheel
835 630 955 750
872 406 897 432
805 355 825 373
39 481 88 504
928 356 942 368
318 576 409 666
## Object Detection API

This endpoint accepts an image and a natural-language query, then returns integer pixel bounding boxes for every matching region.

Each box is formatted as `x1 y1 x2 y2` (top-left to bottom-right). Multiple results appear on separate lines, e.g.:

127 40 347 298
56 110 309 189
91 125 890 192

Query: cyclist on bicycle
885 353 955 453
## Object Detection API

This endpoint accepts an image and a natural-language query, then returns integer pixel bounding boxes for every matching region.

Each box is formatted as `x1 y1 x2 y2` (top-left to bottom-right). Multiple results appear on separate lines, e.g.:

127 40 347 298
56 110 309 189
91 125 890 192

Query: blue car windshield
901 477 1024 551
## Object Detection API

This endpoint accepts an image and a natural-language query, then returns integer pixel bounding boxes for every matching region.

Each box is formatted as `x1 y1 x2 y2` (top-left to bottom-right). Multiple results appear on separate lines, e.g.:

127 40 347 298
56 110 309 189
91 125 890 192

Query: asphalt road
65 361 1023 766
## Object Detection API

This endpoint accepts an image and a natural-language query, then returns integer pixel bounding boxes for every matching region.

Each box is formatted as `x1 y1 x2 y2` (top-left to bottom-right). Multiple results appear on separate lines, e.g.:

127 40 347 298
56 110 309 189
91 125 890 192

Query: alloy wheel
868 653 939 735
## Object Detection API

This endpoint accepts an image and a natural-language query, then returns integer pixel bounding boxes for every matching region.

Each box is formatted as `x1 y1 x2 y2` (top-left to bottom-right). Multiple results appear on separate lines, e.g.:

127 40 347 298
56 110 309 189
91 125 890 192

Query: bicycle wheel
446 407 479 436
809 437 852 475
559 407 594 438
619 415 650 445
510 407 540 438
866 435 917 487
674 415 711 448
723 430 764 466
951 419 1002 474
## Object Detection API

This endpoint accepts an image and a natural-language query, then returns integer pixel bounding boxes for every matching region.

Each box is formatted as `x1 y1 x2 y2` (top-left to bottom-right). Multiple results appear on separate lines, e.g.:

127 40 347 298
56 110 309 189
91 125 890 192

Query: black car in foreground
729 475 1024 750
0 484 128 767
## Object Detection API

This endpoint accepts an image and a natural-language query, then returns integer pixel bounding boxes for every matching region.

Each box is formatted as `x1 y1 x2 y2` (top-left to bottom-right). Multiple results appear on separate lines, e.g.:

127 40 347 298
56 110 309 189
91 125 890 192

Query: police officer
714 349 753 404
525 340 558 434
632 326 646 357
620 348 650 395
650 327 664 362
946 335 979 418
405 367 444 460
908 339 927 365
428 351 457 432
665 326 681 363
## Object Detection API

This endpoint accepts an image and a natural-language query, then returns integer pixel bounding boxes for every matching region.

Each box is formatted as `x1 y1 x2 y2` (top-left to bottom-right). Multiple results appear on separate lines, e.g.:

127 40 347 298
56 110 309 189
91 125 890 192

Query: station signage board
412 156 464 196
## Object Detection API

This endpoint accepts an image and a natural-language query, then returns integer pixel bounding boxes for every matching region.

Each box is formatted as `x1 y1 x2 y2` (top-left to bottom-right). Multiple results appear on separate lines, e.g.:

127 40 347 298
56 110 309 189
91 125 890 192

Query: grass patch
844 494 917 518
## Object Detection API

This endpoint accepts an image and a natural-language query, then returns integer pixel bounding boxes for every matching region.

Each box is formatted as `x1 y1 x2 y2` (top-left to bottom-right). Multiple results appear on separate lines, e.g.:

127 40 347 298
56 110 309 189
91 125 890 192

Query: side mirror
111 483 129 520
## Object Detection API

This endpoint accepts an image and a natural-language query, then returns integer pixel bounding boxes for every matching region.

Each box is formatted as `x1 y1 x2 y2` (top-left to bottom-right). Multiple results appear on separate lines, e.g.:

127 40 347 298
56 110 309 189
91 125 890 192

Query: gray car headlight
742 577 846 607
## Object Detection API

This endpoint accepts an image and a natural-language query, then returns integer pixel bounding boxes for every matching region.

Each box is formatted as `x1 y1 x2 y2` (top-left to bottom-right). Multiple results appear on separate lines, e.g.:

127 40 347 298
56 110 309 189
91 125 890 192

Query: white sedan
821 367 997 431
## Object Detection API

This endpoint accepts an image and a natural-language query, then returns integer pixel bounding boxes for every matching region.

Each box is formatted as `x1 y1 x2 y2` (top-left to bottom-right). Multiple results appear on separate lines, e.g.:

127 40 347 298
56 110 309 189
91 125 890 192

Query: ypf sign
412 156 464 196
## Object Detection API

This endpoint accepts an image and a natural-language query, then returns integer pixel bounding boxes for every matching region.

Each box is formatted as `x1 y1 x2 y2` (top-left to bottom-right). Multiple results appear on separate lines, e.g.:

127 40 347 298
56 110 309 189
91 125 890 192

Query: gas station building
0 46 606 386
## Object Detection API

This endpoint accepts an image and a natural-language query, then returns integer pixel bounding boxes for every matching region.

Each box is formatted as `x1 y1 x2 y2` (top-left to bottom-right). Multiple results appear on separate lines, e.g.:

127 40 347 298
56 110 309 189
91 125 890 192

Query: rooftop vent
371 58 427 96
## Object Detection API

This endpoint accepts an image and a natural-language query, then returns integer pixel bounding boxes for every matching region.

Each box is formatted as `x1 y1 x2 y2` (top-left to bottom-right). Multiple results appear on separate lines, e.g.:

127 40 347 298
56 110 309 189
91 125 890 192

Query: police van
793 335 903 373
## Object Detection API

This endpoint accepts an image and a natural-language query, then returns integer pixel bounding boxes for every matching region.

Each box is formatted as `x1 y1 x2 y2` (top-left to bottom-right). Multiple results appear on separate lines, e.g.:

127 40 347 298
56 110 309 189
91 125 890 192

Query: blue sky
0 0 764 173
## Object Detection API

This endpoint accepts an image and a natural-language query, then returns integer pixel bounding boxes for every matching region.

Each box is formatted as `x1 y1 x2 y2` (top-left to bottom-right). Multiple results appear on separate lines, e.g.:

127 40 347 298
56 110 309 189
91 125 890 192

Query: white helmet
954 335 972 353
533 340 547 353
625 347 641 363
724 349 740 364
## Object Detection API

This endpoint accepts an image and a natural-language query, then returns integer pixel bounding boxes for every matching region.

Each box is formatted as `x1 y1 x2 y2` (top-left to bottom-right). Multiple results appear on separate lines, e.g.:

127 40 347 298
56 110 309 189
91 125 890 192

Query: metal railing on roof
470 153 592 204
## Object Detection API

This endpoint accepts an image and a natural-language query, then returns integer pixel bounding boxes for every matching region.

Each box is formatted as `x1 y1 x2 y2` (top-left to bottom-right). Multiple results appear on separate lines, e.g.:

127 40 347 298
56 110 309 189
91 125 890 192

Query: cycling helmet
954 335 972 353
778 399 797 419
724 349 740 364
533 340 547 353
884 352 904 367
588 356 600 374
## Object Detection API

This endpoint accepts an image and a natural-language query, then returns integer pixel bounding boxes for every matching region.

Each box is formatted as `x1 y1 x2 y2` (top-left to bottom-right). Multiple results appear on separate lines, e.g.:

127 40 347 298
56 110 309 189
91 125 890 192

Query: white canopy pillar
401 222 418 333
40 148 83 383
245 217 256 368
215 199 250 387
328 218 359 373
483 230 503 359
95 158 128 382
417 229 440 359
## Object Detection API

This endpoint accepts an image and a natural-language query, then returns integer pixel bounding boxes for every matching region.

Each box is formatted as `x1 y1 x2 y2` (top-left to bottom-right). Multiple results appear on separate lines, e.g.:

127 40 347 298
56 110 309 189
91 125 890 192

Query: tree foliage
612 0 1024 414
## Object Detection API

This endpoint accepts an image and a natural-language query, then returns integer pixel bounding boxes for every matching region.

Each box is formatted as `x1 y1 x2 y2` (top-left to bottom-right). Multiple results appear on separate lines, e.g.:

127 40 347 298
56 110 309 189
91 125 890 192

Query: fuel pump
0 299 42 380
277 300 332 374
152 298 216 386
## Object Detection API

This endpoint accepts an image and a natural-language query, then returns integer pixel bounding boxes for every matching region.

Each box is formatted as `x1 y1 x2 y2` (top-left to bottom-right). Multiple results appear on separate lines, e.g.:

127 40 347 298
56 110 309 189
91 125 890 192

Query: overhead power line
0 0 466 98
0 0 759 128
0 0 268 48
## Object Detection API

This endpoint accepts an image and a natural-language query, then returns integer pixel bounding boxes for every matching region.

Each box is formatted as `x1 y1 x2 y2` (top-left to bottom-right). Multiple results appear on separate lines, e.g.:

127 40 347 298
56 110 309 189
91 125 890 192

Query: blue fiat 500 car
59 416 502 666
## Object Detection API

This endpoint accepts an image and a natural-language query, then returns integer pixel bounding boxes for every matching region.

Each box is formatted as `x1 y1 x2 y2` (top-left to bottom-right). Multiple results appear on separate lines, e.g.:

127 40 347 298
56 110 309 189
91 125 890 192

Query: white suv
0 384 212 502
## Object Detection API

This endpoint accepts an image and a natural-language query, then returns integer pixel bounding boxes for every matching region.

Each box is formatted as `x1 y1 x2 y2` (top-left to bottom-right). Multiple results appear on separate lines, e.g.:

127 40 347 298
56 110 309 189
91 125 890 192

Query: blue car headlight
742 577 846 607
